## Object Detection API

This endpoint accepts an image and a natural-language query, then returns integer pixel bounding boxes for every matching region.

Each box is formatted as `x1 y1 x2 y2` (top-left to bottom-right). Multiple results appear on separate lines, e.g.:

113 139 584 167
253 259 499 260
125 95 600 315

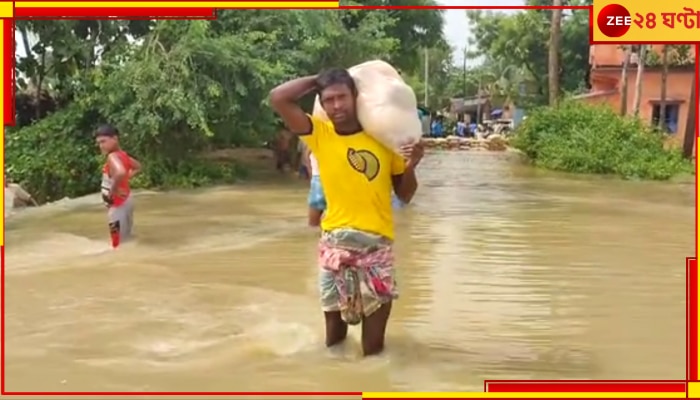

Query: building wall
590 45 696 67
588 68 694 145
585 92 621 107
589 45 626 66
586 45 696 150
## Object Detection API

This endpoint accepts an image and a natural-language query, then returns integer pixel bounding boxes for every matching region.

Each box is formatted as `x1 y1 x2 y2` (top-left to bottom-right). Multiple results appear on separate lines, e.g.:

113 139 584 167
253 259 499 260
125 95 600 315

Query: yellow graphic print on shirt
347 148 380 181
300 115 406 240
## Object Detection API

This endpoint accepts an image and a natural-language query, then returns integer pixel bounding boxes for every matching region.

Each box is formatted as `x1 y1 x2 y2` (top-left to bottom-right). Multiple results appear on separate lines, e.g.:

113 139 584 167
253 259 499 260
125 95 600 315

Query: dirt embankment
203 147 302 180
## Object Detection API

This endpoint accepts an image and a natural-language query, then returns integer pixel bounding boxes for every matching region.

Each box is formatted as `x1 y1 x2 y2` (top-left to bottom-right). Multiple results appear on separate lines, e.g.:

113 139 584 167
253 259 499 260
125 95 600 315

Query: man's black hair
95 124 120 137
315 68 357 96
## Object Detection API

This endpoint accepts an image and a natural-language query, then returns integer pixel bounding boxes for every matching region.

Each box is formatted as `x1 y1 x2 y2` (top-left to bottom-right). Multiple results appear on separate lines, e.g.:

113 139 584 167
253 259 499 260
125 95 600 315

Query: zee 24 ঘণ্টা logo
597 3 700 38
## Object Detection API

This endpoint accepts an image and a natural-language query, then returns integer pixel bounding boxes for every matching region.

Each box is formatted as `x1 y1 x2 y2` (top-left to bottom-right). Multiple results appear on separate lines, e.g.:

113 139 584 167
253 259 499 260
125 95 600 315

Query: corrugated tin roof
450 97 489 112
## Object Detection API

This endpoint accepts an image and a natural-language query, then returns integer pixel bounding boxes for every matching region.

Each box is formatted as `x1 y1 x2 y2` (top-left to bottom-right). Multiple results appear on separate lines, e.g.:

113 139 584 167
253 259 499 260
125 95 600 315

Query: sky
438 0 525 64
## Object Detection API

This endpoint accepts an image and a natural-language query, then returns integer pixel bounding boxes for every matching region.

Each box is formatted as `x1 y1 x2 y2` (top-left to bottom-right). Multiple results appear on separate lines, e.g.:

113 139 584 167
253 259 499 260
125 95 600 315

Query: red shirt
101 150 133 207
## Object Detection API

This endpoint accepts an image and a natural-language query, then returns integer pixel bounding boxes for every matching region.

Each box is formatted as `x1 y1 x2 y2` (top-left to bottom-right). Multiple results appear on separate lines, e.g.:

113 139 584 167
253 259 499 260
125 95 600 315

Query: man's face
320 84 356 125
96 135 117 155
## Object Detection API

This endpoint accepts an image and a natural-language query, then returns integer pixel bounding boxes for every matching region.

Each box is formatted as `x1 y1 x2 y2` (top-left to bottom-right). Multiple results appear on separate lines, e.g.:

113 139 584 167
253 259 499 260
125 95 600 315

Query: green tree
342 0 445 74
548 0 562 106
466 1 590 108
9 11 445 202
512 100 692 180
403 42 454 108
15 20 152 97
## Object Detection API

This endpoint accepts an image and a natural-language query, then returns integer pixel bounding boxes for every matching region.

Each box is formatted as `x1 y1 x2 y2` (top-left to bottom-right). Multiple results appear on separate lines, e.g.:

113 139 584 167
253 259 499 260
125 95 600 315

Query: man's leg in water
319 269 347 346
308 208 323 227
124 196 134 239
324 311 348 347
307 176 326 227
360 262 398 356
107 196 134 248
362 302 392 356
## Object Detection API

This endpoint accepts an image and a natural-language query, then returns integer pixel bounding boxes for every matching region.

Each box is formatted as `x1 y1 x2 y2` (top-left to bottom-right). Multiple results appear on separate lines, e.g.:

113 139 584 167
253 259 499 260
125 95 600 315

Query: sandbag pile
422 135 510 151
313 60 422 154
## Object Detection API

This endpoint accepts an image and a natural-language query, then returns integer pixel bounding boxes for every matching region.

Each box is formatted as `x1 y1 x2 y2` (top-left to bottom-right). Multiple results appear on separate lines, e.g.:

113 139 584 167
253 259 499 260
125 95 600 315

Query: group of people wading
11 67 422 358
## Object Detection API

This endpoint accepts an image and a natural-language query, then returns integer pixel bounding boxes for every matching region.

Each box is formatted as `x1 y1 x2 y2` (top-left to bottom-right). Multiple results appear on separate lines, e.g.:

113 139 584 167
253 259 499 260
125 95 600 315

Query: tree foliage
644 45 695 67
465 0 590 106
9 8 445 202
511 100 692 180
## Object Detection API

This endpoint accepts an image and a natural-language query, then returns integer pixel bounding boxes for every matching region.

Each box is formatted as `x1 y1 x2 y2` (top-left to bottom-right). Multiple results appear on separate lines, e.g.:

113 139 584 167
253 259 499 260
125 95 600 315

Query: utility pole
476 74 483 124
423 47 429 108
462 47 467 98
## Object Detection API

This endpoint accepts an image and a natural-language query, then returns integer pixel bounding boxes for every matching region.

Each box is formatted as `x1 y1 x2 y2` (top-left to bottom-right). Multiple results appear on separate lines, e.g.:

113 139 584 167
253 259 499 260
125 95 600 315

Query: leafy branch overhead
465 0 591 106
10 7 446 201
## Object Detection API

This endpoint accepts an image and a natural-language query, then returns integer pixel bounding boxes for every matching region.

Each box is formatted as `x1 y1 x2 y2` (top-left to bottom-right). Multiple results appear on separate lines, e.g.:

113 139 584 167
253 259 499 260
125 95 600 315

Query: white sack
312 60 422 153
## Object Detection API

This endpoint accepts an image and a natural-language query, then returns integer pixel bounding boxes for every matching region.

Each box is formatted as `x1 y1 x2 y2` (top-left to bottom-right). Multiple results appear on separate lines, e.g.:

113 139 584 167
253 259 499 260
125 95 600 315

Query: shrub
6 103 104 202
6 103 247 203
511 100 693 180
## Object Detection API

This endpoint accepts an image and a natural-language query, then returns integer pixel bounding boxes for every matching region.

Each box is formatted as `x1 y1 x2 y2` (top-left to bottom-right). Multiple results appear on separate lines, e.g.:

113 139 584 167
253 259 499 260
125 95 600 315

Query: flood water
4 152 693 392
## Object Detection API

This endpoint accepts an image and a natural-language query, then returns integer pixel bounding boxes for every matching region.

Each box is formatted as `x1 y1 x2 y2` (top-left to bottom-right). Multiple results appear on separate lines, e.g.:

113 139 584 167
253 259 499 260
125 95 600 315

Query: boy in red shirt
95 125 141 248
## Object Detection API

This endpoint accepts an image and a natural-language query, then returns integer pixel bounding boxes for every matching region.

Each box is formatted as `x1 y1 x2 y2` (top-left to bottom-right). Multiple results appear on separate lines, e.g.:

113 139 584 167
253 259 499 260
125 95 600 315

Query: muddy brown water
4 152 693 393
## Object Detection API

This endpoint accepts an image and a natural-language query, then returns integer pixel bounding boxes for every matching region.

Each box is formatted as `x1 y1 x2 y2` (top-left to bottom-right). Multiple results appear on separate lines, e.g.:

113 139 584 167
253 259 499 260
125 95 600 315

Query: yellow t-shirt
300 116 406 240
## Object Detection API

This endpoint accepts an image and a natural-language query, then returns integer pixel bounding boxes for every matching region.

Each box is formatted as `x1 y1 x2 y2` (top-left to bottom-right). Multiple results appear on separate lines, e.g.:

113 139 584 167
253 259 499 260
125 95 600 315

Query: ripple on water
4 152 692 391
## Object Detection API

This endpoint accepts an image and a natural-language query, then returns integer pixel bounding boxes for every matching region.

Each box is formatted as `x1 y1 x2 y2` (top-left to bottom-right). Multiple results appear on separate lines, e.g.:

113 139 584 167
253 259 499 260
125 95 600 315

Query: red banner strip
486 381 687 393
15 7 217 18
1 246 4 393
3 19 14 126
689 258 698 380
4 392 361 396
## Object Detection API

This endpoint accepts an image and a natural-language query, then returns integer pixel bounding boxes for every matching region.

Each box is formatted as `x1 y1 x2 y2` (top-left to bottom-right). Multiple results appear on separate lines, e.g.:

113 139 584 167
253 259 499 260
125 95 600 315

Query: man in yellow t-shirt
269 68 424 356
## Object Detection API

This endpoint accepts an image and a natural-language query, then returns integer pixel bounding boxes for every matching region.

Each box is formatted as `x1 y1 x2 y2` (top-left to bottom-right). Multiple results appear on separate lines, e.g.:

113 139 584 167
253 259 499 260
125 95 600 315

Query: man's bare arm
129 156 142 178
269 75 318 135
107 153 127 194
392 168 418 204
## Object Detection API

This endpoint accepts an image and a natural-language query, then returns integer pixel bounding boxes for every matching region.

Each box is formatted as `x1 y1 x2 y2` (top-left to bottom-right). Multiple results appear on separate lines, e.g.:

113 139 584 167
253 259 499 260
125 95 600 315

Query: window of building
651 104 680 134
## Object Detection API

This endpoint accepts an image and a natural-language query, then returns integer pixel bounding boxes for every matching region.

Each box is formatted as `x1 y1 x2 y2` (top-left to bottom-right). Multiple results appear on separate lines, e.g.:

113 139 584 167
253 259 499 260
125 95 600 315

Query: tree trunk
658 45 669 131
548 0 563 106
18 26 32 64
619 46 631 116
632 45 646 117
35 51 46 121
682 74 696 159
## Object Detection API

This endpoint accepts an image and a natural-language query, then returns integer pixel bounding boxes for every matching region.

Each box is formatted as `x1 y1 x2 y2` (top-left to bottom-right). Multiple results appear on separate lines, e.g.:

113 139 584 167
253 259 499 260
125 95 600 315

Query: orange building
577 45 695 148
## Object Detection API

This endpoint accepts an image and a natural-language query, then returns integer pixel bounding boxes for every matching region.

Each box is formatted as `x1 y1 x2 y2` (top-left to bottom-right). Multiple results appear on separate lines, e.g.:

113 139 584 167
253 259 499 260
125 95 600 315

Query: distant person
272 128 293 173
306 149 326 227
418 108 430 137
269 68 423 356
469 122 478 137
95 124 141 249
430 119 444 138
5 173 38 208
456 120 467 137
